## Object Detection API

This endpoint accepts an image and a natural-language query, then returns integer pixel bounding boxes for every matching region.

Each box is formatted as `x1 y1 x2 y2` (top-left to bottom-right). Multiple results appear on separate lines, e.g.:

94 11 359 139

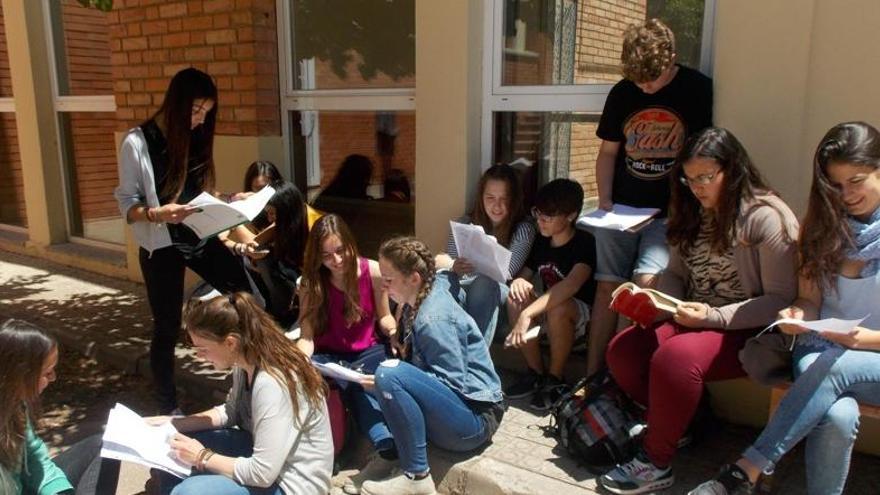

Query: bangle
200 449 215 471
146 207 155 223
195 448 209 470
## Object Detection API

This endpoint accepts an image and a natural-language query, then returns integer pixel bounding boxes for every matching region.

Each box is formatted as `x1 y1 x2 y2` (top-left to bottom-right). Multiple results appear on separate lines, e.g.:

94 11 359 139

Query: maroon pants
606 321 755 466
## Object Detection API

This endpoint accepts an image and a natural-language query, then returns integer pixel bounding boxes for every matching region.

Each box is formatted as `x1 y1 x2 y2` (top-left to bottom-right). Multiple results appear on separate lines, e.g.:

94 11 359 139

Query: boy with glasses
587 18 714 378
504 179 597 410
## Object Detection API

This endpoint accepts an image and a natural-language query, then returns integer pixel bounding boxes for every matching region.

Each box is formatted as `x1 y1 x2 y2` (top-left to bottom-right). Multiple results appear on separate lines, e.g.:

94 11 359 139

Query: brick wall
0 4 26 227
574 0 647 84
107 0 280 137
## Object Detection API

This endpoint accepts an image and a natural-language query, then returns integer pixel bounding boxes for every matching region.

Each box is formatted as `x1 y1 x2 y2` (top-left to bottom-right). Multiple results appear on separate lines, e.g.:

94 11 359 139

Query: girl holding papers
294 214 397 495
0 320 119 495
691 122 880 495
436 164 536 343
151 293 332 495
600 127 800 495
114 68 252 414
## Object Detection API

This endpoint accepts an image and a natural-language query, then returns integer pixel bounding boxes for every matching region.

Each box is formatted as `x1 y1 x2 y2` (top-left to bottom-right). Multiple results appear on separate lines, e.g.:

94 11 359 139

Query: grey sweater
658 194 800 330
215 368 333 495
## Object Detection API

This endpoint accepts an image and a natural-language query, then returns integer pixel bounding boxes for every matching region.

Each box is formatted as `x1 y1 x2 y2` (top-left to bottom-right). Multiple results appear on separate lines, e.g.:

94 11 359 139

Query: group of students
3 16 880 495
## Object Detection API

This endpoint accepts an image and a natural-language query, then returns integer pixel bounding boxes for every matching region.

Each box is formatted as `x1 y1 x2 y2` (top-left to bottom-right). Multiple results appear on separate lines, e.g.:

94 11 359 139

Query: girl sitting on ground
599 127 800 495
436 164 536 343
151 292 333 495
295 214 397 495
690 121 880 495
355 237 505 495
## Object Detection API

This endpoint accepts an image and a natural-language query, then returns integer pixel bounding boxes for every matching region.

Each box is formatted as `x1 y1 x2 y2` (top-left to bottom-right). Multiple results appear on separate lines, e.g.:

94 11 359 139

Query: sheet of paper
450 221 512 283
228 185 276 220
765 316 868 335
504 325 541 348
313 361 370 384
100 403 191 478
576 204 660 232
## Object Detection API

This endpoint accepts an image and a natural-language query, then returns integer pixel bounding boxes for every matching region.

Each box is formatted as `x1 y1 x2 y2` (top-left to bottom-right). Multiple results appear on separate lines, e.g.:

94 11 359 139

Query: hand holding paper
101 403 191 478
764 316 868 335
449 222 512 283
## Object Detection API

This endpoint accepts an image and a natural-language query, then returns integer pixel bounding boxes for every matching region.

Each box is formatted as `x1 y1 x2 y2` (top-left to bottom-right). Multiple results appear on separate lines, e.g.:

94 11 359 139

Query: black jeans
53 435 120 495
139 237 251 413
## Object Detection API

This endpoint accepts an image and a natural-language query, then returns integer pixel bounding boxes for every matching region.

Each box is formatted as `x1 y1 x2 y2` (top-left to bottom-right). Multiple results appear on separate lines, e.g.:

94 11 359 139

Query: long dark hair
148 68 218 203
469 164 525 247
243 160 282 192
268 182 310 268
668 127 775 256
0 320 57 470
321 154 373 199
184 293 326 425
299 214 365 336
801 122 880 288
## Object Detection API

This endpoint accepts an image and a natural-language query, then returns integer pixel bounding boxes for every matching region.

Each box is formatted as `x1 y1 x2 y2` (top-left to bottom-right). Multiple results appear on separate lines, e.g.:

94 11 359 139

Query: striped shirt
446 215 536 280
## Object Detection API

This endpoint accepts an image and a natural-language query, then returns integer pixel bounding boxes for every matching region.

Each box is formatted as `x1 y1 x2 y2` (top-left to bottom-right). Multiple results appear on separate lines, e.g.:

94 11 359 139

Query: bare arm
369 259 397 337
595 140 620 210
520 263 592 320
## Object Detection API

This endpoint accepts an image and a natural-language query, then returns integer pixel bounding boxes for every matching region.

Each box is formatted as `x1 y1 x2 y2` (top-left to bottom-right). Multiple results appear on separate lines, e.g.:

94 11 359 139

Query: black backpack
550 370 636 471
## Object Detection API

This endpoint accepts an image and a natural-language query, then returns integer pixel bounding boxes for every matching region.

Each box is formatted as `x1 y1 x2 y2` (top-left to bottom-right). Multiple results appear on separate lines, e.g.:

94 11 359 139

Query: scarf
847 206 880 277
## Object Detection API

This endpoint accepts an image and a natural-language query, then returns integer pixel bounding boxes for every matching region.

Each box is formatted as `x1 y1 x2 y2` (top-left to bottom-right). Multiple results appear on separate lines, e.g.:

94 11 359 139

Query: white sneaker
343 455 398 494
361 471 437 495
598 452 674 494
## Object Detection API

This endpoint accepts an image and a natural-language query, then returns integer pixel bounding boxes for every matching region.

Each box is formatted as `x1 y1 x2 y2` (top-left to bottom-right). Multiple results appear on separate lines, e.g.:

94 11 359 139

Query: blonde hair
621 18 676 83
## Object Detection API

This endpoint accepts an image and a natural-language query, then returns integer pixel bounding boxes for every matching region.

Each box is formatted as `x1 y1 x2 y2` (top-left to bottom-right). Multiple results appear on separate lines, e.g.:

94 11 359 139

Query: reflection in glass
48 0 113 96
493 111 600 208
501 0 705 86
290 111 415 257
0 113 26 226
0 4 12 98
290 0 415 90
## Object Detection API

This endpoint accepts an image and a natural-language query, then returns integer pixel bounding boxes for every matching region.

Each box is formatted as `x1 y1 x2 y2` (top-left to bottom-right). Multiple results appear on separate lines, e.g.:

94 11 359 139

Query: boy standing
505 179 596 410
587 18 713 377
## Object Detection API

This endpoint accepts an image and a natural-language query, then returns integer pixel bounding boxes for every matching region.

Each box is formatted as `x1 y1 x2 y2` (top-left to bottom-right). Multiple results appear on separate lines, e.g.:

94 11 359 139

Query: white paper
504 325 541 348
100 403 191 478
576 204 660 232
765 316 868 335
313 361 370 384
449 221 512 283
182 185 275 239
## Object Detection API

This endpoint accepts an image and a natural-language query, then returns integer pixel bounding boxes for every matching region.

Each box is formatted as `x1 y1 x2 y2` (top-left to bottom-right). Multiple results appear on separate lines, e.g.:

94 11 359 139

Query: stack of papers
100 403 191 478
764 316 868 335
577 204 660 232
183 185 275 239
313 361 370 384
449 221 512 283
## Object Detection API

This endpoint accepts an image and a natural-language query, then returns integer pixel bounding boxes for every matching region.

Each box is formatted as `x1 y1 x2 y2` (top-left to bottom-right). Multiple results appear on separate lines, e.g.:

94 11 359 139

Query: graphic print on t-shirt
537 262 565 290
622 107 686 180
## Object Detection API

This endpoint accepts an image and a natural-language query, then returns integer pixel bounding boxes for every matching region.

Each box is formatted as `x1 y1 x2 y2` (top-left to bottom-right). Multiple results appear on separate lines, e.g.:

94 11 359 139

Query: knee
650 342 701 382
375 360 406 393
605 326 639 373
820 398 860 440
595 281 617 299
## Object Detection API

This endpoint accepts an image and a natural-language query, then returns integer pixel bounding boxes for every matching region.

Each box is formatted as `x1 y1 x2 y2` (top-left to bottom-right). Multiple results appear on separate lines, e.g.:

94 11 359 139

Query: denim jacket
409 271 503 404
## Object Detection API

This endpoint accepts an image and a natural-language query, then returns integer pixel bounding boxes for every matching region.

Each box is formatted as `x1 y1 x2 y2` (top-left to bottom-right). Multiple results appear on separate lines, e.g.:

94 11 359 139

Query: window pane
60 112 123 244
501 0 705 86
290 0 415 90
0 113 26 226
0 3 12 97
290 110 415 256
493 111 600 209
50 0 113 96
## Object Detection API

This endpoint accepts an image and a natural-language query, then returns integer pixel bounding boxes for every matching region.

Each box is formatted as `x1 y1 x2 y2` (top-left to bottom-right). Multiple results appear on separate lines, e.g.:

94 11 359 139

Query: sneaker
598 451 674 494
530 374 567 411
688 464 755 495
343 455 398 494
361 471 437 495
504 369 544 399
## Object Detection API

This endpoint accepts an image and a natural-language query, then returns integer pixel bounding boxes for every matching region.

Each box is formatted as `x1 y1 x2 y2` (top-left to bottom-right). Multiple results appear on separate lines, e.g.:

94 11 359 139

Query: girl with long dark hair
690 122 880 495
115 68 252 414
151 293 333 495
599 127 800 494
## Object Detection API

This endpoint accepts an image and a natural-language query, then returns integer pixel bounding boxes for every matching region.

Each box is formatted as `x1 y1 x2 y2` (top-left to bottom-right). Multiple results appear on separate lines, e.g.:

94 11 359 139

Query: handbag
738 329 796 386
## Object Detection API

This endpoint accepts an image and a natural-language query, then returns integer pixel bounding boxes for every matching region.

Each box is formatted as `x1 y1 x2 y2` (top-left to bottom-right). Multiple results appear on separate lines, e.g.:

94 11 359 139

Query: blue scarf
847 206 880 276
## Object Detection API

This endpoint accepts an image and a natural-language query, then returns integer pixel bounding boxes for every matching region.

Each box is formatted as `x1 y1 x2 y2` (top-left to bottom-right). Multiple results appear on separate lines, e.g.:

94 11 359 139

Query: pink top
314 257 379 354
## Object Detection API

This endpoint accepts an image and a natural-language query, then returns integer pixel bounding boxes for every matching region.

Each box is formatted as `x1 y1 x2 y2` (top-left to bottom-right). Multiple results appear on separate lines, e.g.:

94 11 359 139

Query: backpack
550 370 636 471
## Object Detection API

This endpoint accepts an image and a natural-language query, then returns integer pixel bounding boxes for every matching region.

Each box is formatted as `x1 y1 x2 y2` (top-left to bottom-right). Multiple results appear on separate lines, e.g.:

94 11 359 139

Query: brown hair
378 237 435 332
0 320 57 470
801 122 880 289
469 164 525 247
621 18 676 83
183 293 326 424
299 214 366 336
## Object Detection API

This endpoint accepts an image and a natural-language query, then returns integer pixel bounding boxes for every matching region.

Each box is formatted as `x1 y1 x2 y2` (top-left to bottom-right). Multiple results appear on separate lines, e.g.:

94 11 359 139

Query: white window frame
480 0 716 170
42 0 122 251
276 0 416 188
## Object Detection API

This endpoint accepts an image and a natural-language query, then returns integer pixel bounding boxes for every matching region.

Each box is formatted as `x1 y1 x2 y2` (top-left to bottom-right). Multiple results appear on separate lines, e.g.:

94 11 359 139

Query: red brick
208 61 238 75
129 51 143 64
214 45 231 60
232 75 256 90
141 20 168 35
128 23 142 37
237 27 253 42
188 16 214 31
232 43 254 60
169 48 186 62
119 8 146 22
163 32 190 47
115 94 127 107
167 19 183 32
122 36 148 51
131 79 145 91
111 52 129 65
238 61 256 75
163 63 192 77
145 6 159 20
191 32 206 44
187 0 204 15
145 78 168 92
148 35 163 49
206 29 235 45
116 107 135 120
159 2 187 18
214 76 232 90
230 11 252 26
127 93 152 106
204 0 234 14
142 50 168 63
114 80 131 92
185 46 214 61
213 13 230 28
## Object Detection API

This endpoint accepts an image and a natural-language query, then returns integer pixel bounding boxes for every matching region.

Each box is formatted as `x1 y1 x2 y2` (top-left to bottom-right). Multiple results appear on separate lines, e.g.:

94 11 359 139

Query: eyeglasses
531 207 558 222
679 170 721 187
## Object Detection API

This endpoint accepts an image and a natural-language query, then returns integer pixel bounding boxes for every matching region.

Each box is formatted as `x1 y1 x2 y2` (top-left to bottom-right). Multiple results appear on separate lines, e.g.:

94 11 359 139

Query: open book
182 185 275 240
100 403 191 478
450 221 512 283
610 282 683 328
576 204 660 232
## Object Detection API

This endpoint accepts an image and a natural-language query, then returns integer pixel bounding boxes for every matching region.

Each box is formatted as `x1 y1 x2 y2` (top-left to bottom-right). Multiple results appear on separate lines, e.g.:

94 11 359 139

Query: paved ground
3 249 880 494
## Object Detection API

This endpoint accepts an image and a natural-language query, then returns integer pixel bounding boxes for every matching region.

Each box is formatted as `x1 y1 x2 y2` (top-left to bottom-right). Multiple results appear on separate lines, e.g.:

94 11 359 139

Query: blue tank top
799 271 880 349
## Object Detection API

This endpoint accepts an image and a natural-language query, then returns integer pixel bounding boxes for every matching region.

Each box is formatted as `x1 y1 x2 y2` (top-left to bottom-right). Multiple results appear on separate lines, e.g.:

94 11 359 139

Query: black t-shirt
526 229 597 305
596 65 713 216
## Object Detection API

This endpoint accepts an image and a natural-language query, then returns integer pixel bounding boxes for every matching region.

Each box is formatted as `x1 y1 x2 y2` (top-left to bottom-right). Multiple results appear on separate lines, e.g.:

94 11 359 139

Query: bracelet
146 207 156 223
195 448 209 470
200 449 216 471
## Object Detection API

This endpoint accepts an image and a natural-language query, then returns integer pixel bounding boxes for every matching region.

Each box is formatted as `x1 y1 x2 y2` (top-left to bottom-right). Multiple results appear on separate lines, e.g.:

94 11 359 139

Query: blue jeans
375 360 491 474
461 273 509 345
744 343 880 495
158 429 282 495
312 343 395 452
586 219 668 282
